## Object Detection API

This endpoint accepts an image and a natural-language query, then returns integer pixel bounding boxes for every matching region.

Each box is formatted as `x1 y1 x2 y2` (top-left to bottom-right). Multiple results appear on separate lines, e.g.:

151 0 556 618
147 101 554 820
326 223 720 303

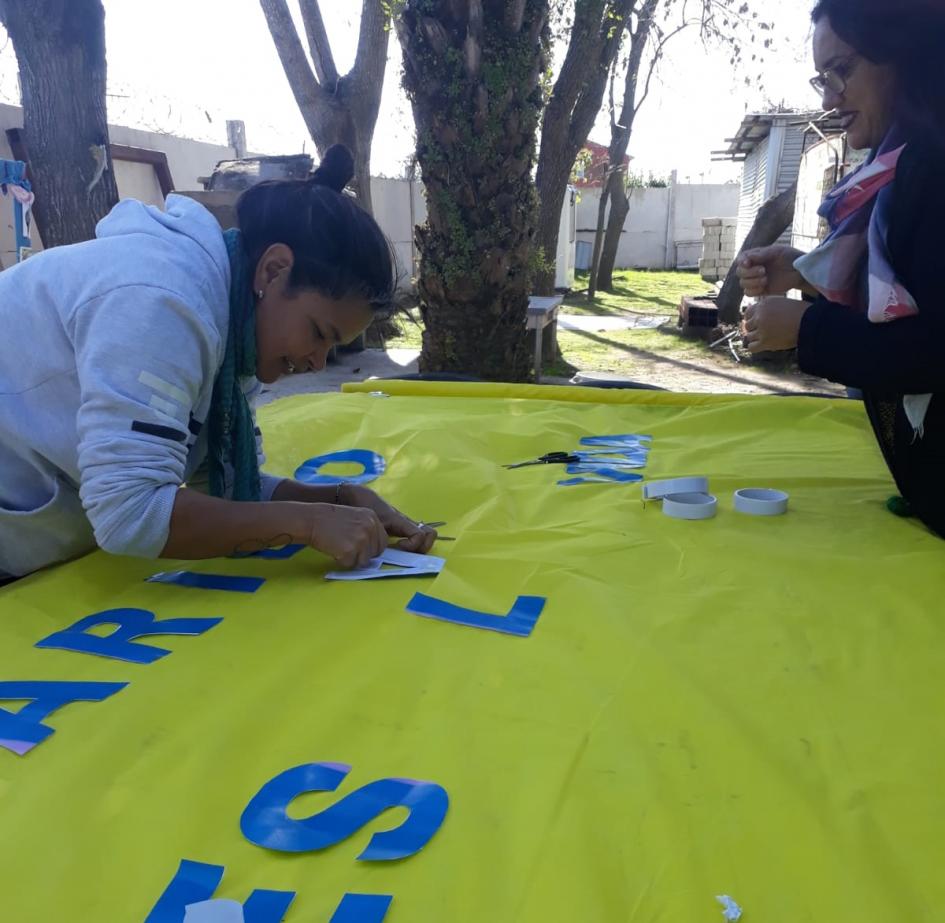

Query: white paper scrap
183 900 245 923
325 547 446 581
716 894 743 921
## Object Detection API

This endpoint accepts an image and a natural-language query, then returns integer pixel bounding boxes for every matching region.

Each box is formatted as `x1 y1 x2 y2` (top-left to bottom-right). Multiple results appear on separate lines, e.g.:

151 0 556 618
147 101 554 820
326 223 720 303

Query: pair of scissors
416 521 455 541
504 452 581 469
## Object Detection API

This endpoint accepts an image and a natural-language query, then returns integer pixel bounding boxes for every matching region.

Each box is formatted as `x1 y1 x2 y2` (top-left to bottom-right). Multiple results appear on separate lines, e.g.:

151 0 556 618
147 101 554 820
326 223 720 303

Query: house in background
791 133 867 252
573 140 631 188
713 109 846 253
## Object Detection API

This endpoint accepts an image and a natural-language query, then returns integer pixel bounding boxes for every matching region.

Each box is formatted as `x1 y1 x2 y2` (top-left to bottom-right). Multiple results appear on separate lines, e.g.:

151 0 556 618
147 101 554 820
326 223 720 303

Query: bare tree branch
298 0 339 88
633 17 688 117
260 0 325 138
608 53 618 134
613 0 656 128
352 0 392 91
532 0 636 295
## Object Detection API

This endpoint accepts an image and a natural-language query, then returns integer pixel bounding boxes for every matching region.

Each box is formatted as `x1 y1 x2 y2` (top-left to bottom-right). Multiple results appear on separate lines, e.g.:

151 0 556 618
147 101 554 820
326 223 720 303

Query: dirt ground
558 337 846 396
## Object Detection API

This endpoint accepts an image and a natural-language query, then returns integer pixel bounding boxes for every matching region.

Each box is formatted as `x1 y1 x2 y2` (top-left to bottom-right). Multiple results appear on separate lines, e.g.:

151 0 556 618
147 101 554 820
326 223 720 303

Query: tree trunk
716 181 797 325
260 0 389 214
398 0 550 381
533 0 634 295
592 0 658 293
0 0 119 247
596 179 628 290
587 171 613 300
532 157 571 295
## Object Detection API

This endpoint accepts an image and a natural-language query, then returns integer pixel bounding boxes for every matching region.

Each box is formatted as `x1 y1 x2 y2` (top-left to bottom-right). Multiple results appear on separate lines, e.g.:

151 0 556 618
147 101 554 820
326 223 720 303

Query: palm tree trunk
398 0 550 380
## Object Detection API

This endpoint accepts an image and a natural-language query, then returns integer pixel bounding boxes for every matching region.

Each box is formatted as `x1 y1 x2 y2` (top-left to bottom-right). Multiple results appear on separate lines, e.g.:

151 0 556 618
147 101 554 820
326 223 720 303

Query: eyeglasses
809 54 859 97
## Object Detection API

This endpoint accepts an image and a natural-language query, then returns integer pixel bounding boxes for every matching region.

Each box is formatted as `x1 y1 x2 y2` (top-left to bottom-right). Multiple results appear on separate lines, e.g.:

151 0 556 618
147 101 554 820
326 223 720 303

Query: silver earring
256 289 264 300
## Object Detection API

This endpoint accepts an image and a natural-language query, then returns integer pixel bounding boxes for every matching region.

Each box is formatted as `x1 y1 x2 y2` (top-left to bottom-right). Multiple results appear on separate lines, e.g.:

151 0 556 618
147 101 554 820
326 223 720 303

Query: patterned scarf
795 127 931 433
206 228 261 501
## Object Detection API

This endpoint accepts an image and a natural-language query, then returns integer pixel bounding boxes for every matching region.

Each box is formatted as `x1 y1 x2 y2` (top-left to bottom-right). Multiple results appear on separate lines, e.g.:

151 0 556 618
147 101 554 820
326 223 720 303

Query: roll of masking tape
642 477 710 501
662 491 718 520
733 488 789 516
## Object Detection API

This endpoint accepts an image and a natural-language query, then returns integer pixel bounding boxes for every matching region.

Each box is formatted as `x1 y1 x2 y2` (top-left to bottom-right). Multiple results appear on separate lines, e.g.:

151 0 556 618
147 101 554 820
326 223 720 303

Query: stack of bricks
699 217 737 283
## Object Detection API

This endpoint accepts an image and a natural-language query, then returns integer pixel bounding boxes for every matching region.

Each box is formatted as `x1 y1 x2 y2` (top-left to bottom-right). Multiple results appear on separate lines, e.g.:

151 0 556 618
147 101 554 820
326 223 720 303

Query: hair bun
310 144 355 192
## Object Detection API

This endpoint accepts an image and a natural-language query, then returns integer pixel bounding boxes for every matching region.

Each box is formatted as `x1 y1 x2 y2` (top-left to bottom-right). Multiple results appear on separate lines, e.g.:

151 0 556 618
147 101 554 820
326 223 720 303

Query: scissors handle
505 452 578 469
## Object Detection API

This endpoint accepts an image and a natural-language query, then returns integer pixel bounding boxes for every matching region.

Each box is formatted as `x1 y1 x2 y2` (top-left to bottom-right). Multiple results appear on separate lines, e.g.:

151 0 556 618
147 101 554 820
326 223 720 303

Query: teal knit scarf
207 228 261 501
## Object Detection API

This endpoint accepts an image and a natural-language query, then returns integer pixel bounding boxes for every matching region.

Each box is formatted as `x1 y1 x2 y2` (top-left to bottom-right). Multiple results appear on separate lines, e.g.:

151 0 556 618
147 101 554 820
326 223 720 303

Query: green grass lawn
377 270 819 392
382 311 423 350
544 326 710 378
381 269 718 381
562 268 716 317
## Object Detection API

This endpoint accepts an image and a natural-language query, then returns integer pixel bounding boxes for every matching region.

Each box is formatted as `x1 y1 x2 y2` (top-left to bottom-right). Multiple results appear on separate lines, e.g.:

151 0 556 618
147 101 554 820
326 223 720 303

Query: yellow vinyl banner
1 383 943 921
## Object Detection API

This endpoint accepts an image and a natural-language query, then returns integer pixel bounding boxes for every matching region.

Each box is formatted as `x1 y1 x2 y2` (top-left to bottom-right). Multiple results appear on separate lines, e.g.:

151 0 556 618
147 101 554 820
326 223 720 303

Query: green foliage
626 170 670 189
571 148 593 183
380 0 404 28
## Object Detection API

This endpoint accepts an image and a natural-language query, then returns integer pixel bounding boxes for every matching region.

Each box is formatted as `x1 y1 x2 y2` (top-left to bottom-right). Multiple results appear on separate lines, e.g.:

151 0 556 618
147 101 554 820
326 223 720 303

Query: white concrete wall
575 182 738 270
555 186 576 289
370 175 424 288
0 102 238 266
0 109 426 289
0 99 721 284
108 123 236 196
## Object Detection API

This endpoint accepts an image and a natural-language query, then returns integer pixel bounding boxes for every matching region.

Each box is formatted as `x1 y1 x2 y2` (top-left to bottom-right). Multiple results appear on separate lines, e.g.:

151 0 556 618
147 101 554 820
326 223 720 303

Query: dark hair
236 144 396 316
811 0 945 148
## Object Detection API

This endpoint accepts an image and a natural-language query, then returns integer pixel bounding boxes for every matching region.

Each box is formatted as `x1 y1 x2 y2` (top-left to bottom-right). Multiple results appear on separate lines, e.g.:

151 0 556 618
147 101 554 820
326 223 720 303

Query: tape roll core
662 491 718 520
733 488 789 516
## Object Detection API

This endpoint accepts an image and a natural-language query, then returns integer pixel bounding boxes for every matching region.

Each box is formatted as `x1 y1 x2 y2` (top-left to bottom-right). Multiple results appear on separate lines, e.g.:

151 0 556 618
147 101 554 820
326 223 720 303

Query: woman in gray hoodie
0 145 435 579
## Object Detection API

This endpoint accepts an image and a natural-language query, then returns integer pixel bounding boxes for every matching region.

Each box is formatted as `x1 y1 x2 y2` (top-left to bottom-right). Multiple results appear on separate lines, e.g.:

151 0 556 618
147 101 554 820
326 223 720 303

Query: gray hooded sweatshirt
0 195 282 577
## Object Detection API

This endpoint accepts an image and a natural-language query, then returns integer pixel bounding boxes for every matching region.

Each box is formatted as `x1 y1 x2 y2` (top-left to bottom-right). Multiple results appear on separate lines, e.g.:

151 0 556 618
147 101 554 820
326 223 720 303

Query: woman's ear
254 243 295 292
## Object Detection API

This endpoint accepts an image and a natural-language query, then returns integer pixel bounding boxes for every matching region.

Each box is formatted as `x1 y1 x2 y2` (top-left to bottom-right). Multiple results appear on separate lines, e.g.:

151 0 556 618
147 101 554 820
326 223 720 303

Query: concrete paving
557 312 671 331
257 347 420 405
257 315 672 405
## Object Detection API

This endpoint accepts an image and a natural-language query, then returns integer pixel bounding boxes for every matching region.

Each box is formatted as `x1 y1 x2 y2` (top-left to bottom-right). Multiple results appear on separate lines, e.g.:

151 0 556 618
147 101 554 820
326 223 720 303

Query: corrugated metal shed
714 110 846 251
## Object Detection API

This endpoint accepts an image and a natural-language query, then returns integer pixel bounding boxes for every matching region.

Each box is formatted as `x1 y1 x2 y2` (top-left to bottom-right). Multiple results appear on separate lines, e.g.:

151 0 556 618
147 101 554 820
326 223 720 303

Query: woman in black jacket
738 0 945 537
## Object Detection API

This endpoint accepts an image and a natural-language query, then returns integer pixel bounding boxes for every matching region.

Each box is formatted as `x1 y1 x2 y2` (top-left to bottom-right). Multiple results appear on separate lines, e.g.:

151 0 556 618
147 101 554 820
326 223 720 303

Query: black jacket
797 141 945 537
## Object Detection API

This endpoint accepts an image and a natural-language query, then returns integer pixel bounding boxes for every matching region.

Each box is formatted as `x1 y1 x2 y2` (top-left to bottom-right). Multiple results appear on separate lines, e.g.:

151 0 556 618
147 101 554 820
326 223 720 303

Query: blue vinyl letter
0 680 127 756
36 608 222 664
145 859 295 923
241 762 449 861
330 893 392 922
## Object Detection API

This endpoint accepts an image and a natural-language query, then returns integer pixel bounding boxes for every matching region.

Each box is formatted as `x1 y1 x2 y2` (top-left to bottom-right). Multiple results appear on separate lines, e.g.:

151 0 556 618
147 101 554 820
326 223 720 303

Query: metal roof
711 109 846 162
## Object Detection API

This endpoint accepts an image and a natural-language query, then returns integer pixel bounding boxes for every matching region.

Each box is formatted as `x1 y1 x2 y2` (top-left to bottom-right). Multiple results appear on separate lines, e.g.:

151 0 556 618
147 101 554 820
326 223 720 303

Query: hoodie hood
96 193 231 295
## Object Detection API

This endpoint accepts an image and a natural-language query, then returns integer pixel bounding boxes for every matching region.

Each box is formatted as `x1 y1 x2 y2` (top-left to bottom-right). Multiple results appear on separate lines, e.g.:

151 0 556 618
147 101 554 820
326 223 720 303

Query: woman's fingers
396 527 437 554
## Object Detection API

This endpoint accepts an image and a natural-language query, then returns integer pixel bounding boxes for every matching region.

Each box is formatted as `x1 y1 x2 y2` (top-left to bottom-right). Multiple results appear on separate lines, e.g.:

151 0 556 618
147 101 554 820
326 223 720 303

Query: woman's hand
304 502 388 569
741 297 810 353
340 485 438 554
162 489 387 568
736 245 805 297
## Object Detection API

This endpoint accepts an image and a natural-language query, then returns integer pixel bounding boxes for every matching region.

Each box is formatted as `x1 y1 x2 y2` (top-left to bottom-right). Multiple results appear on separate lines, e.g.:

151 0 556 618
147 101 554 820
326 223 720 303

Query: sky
0 0 823 184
